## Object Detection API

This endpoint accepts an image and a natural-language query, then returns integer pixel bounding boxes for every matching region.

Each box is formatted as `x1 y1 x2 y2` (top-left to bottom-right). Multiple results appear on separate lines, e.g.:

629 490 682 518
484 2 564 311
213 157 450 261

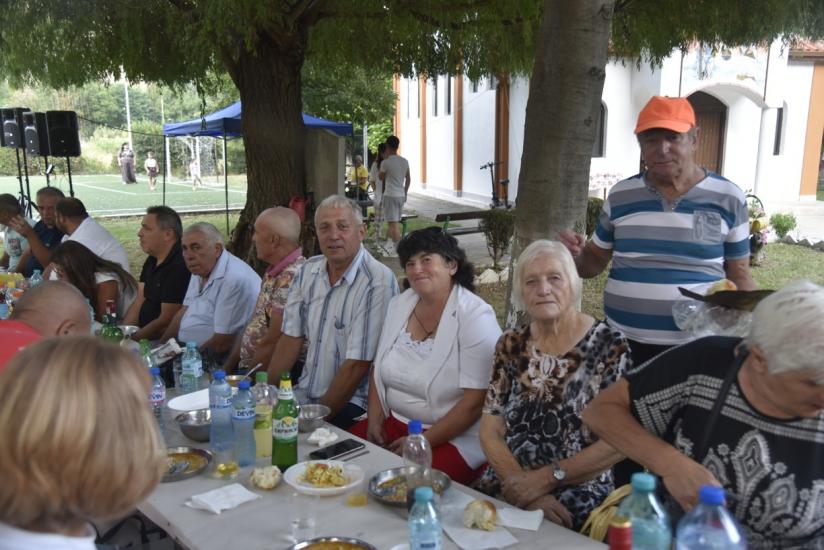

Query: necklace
412 305 438 339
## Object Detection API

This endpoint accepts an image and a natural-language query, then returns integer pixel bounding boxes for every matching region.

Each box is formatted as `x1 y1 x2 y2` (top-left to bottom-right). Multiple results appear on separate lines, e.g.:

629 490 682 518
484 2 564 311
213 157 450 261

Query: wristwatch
552 460 567 483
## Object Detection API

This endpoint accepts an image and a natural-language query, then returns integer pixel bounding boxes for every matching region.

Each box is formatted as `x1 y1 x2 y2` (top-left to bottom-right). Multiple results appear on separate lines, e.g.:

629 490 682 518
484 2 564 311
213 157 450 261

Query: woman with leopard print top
475 240 631 530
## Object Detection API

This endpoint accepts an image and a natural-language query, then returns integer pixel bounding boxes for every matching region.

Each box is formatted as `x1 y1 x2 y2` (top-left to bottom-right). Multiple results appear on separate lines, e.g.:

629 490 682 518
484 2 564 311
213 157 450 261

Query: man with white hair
583 280 824 548
267 195 399 429
162 222 261 355
224 207 306 373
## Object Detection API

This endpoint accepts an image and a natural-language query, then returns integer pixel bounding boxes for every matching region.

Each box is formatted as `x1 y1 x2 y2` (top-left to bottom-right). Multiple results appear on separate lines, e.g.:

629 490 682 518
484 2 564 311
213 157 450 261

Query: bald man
224 207 306 373
0 281 92 368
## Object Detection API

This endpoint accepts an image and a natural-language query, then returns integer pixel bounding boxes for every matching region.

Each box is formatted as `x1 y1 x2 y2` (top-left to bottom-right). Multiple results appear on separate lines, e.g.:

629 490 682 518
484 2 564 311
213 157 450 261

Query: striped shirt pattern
592 172 750 345
282 246 399 410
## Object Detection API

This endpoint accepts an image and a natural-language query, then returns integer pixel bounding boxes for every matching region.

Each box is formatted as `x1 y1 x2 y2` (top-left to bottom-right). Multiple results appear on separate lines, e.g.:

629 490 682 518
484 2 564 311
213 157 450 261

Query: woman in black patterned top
475 240 631 530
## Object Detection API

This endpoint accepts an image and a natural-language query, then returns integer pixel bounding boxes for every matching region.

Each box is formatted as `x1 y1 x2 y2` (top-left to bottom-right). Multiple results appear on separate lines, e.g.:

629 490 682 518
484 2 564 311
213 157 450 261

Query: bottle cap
630 472 656 492
608 518 632 546
698 485 725 506
213 370 226 380
408 419 423 435
255 372 268 383
414 486 433 502
239 379 251 390
150 367 160 375
186 341 197 349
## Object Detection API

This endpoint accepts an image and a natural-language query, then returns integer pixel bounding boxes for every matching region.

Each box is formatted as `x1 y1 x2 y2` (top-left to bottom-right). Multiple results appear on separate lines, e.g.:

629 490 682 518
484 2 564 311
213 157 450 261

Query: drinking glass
289 492 318 542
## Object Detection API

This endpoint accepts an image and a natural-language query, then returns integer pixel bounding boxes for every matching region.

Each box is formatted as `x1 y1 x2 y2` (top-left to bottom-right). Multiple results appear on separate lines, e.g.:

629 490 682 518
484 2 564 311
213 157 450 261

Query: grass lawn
475 243 824 325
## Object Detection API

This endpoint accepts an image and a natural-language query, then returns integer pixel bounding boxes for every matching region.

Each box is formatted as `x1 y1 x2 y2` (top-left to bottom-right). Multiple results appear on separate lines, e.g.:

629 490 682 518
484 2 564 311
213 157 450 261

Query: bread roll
250 465 282 490
707 279 737 295
463 499 497 531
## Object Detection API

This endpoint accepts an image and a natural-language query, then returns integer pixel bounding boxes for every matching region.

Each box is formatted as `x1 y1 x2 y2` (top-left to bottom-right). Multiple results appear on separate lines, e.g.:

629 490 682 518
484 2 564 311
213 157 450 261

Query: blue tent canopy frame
161 101 353 232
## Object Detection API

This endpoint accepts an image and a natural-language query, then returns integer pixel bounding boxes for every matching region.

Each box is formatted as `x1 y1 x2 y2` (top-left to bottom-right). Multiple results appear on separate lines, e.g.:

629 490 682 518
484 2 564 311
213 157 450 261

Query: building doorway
687 91 727 174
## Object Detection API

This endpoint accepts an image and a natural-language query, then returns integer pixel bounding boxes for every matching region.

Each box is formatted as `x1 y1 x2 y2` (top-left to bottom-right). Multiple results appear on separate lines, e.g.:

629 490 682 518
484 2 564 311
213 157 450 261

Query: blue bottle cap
408 419 423 435
150 367 160 375
414 486 433 502
213 370 226 380
698 485 725 506
239 379 251 390
630 472 656 492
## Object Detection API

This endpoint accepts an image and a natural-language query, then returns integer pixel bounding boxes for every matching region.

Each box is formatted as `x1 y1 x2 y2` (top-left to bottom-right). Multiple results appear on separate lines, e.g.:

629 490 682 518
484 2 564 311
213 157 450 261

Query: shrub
586 197 604 237
769 212 797 239
479 208 516 270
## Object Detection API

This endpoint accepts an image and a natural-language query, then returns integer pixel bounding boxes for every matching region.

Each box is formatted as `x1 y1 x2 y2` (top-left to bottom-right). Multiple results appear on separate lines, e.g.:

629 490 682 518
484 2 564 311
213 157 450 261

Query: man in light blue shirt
268 195 399 429
162 222 261 358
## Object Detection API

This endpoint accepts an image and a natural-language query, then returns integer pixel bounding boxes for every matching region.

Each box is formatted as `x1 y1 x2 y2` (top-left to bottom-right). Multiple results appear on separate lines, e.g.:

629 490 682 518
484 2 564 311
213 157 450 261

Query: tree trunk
505 0 615 327
224 31 307 263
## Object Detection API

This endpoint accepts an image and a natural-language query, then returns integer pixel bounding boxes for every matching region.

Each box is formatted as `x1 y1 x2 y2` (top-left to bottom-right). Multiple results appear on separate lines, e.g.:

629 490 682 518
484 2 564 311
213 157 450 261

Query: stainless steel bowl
287 536 377 550
175 408 211 442
298 403 330 432
368 467 452 507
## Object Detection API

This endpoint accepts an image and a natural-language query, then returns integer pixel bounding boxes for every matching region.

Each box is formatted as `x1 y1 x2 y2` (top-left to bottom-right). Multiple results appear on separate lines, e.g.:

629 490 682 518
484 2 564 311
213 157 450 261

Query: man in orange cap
560 96 755 365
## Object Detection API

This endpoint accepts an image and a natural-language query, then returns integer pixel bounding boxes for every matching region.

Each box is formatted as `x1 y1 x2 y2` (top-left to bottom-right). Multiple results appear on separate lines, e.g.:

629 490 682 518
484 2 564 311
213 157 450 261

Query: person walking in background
189 157 203 190
379 135 410 256
144 151 159 191
117 142 137 185
368 143 387 244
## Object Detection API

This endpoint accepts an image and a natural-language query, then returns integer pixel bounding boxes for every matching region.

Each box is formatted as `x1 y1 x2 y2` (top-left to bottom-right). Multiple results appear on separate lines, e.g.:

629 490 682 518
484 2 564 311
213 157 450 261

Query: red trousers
349 415 485 485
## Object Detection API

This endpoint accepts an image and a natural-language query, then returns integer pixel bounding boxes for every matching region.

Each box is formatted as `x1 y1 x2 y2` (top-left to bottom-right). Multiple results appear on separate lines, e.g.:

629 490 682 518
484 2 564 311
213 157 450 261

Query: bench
434 210 487 236
366 212 418 237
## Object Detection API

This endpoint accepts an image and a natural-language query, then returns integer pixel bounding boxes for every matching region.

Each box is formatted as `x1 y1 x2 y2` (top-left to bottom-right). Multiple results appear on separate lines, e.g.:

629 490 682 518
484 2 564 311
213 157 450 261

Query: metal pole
123 70 133 149
362 122 368 163
162 136 167 206
21 147 32 216
66 157 75 197
14 148 24 203
43 156 50 187
161 93 171 181
223 136 229 235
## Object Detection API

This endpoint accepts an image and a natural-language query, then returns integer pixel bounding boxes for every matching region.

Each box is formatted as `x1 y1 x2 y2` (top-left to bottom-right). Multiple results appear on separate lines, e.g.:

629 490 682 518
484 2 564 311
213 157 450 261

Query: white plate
167 388 209 412
283 460 365 496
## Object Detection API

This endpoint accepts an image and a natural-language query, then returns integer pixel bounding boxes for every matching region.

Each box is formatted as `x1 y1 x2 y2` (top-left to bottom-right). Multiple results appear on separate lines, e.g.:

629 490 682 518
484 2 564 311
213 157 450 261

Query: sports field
0 173 247 218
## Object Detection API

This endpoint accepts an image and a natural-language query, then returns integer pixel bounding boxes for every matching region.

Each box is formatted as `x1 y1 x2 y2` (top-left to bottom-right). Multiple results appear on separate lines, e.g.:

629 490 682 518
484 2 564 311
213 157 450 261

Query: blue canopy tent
162 101 353 231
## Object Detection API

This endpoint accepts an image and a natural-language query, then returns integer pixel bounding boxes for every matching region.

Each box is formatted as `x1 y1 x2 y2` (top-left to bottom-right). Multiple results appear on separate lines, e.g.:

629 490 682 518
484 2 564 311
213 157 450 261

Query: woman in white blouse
349 227 501 483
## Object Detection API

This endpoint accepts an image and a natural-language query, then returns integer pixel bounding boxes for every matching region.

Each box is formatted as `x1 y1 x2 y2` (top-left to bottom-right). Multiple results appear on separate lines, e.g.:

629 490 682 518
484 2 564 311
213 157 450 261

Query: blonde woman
0 337 165 549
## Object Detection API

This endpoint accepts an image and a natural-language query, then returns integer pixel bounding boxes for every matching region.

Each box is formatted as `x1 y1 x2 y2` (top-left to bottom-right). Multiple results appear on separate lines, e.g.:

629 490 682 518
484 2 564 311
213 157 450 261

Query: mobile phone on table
308 438 366 461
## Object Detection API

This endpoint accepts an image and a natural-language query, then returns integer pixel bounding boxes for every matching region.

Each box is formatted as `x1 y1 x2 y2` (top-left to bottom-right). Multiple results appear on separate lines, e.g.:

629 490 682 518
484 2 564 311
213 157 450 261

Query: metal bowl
298 403 330 432
368 467 452 508
118 324 139 338
288 536 377 550
163 446 212 482
175 408 211 442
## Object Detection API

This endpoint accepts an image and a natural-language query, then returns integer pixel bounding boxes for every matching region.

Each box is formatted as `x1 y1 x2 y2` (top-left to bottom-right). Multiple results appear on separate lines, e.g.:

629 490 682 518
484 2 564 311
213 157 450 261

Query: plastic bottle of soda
251 371 273 458
617 472 672 550
675 486 746 549
99 300 123 342
271 372 298 471
28 269 43 288
148 366 166 420
403 420 433 511
209 370 237 477
232 379 257 467
179 342 203 394
139 339 156 370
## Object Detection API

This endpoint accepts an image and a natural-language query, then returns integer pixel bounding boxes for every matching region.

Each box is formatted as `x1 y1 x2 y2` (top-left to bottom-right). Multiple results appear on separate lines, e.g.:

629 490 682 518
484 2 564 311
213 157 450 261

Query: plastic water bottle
676 486 746 549
28 269 42 287
148 366 166 420
409 486 442 550
403 419 433 511
0 302 8 320
251 371 273 458
617 472 672 549
232 379 256 467
209 370 237 477
179 342 203 394
139 339 155 370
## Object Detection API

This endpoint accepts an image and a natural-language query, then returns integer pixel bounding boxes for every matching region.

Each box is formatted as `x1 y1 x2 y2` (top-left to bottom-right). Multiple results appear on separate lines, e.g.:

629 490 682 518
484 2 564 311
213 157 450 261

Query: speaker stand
13 148 31 216
42 156 51 187
66 157 75 198
20 147 32 216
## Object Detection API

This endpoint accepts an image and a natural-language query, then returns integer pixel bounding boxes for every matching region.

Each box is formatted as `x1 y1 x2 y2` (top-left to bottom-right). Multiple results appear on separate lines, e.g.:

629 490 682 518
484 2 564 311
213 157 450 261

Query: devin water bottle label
272 417 298 442
149 388 165 406
211 394 232 409
233 406 256 421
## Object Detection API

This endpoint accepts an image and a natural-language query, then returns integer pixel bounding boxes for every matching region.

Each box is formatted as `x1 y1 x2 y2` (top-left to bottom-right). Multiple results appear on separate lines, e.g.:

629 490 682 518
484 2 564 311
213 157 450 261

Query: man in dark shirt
10 187 65 276
123 206 190 340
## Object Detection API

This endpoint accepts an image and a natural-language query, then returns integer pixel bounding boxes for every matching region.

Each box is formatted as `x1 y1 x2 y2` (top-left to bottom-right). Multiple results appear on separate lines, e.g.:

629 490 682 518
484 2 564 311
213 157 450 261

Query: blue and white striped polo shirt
592 172 750 345
282 246 399 410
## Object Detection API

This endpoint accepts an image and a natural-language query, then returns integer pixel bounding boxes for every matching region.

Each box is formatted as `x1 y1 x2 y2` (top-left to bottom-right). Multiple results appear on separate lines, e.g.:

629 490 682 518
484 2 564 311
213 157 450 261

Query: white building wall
591 61 642 183
507 76 529 200
461 78 496 203
424 75 455 192
400 77 421 189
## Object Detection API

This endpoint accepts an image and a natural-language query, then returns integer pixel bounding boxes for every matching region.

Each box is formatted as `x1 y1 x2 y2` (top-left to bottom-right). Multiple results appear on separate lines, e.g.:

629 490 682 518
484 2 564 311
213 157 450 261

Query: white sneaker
383 240 398 257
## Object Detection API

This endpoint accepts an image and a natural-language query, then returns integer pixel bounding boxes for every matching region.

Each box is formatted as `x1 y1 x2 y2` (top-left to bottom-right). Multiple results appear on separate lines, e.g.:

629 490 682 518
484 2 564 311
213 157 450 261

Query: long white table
139 403 605 550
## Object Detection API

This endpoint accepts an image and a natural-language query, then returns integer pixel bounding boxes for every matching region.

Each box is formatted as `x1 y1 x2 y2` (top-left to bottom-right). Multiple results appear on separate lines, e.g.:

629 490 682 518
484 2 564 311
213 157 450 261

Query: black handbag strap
693 343 749 461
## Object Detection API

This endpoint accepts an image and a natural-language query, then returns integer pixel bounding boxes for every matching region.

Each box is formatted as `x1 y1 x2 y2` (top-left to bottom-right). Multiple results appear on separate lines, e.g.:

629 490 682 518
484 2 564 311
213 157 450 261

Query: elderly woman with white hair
584 280 824 547
475 240 631 530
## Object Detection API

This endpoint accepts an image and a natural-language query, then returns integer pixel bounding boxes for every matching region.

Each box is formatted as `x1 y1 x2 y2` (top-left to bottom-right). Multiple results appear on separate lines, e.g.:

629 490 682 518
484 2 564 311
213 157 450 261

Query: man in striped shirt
267 195 399 429
560 96 755 365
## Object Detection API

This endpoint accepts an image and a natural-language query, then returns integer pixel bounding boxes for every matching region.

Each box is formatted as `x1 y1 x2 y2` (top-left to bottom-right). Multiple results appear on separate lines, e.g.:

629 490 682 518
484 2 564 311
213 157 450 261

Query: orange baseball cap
634 96 695 134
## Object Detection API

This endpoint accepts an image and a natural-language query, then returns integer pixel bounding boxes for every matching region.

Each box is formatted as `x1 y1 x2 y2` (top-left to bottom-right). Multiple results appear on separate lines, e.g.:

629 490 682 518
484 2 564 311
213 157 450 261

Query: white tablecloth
140 400 605 550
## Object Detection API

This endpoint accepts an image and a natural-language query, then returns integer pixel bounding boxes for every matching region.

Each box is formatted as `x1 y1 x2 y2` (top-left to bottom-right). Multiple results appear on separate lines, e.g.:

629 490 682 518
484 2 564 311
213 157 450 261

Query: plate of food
287 537 378 550
163 446 212 482
283 460 365 496
368 467 451 507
